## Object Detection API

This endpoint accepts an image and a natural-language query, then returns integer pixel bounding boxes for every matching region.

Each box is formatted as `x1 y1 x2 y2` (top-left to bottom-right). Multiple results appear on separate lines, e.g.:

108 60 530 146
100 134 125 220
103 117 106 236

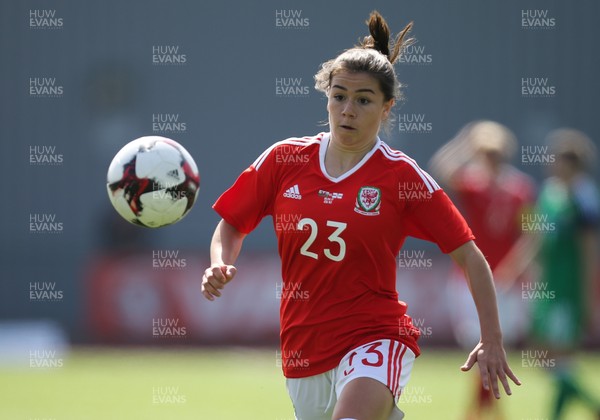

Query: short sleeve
404 189 475 254
213 150 277 234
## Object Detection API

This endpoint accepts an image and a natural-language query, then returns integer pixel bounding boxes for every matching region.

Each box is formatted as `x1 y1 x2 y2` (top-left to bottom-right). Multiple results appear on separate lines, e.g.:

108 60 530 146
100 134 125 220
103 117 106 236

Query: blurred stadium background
1 1 599 419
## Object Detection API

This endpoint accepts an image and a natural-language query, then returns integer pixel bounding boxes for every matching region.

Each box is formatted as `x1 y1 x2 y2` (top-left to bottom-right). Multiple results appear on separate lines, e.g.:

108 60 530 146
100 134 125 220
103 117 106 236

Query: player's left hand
460 341 521 399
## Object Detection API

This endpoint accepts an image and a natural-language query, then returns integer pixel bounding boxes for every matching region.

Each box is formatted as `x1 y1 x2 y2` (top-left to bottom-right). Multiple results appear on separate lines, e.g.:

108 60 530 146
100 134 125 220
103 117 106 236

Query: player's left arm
450 240 522 398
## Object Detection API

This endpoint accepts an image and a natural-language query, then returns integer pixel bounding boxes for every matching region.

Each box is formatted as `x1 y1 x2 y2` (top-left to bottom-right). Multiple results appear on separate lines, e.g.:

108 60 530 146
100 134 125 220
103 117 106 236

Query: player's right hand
202 264 237 301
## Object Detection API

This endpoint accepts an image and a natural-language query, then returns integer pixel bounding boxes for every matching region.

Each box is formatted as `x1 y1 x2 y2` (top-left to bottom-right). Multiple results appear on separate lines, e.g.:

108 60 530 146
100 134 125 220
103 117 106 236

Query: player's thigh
333 339 415 420
332 376 395 420
286 371 336 420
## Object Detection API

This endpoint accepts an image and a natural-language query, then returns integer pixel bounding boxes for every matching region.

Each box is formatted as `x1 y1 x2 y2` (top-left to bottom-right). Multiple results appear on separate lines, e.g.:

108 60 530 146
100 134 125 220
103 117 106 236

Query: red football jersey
453 164 535 271
214 133 474 378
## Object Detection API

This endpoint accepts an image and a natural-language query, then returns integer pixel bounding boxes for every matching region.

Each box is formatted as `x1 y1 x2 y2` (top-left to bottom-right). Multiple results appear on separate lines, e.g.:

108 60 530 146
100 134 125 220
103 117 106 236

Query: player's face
327 71 394 149
552 153 579 180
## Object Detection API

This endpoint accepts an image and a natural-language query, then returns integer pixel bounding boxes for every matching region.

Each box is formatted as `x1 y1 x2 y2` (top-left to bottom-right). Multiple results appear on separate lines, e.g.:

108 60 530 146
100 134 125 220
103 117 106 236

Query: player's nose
342 102 356 118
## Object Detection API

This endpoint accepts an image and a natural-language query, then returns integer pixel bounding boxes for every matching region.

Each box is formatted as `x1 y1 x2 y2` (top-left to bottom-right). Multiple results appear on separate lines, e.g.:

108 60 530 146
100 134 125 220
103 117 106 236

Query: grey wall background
1 0 598 341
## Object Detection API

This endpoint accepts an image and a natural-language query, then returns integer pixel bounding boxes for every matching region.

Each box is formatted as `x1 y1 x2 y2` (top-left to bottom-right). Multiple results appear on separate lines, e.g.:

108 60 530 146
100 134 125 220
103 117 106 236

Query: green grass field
1 347 599 419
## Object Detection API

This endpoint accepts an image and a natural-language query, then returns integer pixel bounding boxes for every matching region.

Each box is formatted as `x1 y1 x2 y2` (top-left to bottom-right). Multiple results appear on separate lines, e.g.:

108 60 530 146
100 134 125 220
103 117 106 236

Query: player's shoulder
252 133 323 170
274 133 324 149
376 140 417 168
376 140 441 192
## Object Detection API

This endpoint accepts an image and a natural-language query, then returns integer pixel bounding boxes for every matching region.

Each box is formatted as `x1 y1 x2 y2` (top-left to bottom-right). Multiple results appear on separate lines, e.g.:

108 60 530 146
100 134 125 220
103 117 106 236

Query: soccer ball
106 136 200 228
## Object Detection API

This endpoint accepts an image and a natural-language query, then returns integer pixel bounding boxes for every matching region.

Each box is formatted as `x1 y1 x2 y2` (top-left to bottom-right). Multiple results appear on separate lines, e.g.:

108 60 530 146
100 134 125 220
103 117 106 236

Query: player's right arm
202 219 246 301
203 139 293 300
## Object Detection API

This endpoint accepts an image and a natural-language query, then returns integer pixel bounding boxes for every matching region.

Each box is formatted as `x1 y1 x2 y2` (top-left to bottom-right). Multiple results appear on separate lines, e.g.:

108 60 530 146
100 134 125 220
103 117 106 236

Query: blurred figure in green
531 128 600 420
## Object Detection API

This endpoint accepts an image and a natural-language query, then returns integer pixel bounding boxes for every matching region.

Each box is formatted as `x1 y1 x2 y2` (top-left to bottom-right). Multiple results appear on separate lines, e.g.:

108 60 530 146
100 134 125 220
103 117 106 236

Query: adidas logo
283 184 302 200
166 169 180 179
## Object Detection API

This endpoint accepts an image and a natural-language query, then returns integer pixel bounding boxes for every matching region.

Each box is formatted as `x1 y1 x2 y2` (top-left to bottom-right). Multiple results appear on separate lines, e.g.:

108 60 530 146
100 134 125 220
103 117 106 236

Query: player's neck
325 137 376 177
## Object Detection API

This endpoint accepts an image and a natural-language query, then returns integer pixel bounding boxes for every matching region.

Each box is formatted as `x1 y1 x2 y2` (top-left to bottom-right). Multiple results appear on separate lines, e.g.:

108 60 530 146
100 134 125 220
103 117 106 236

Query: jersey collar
319 133 381 183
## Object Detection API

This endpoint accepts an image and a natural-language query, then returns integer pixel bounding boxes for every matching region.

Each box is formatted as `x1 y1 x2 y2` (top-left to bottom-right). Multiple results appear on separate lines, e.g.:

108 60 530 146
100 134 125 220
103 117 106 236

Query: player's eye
332 94 345 102
358 97 371 105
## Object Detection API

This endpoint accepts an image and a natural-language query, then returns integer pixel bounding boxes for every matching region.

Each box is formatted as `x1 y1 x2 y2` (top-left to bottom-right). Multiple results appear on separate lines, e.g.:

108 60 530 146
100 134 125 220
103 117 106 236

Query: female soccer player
202 11 520 420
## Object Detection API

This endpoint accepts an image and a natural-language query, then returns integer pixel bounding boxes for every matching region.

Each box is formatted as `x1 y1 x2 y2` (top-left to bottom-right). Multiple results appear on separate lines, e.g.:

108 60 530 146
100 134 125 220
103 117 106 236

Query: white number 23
297 218 347 262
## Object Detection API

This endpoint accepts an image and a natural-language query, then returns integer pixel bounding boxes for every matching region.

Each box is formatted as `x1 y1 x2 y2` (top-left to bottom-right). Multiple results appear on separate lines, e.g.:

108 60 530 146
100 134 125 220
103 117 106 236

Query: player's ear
382 98 395 120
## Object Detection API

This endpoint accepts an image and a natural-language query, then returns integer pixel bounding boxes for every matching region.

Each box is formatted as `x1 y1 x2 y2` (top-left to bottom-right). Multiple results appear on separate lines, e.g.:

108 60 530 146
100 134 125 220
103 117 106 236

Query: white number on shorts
297 218 347 262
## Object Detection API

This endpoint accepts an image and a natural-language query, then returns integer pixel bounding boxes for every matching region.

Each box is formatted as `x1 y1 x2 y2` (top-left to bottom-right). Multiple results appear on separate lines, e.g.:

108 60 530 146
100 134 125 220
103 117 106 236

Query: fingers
201 275 221 301
503 361 522 386
202 265 236 301
503 362 522 388
460 350 477 372
497 369 512 397
488 359 520 398
222 265 237 281
488 364 501 399
466 345 522 399
477 356 491 394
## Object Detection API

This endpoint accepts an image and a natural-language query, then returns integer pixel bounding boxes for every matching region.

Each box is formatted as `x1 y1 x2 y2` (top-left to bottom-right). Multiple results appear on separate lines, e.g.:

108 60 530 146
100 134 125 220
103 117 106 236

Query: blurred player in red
430 121 536 419
202 12 520 419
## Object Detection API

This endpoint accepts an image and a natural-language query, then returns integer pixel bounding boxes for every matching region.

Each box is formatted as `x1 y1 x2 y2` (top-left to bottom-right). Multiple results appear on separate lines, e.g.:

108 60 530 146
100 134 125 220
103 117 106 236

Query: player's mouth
340 125 356 131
